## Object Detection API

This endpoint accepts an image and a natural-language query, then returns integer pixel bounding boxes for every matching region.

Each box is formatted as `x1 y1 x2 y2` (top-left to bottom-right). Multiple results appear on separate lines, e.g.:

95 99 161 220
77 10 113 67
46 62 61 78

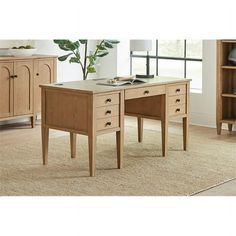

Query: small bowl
8 48 37 57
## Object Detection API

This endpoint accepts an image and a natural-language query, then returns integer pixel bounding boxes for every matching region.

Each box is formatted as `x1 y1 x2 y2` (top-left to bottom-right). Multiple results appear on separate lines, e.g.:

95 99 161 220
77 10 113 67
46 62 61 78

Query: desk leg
116 131 123 169
183 117 189 151
70 133 77 158
88 134 96 177
137 117 143 143
161 119 168 157
42 126 49 165
161 95 168 157
31 115 36 128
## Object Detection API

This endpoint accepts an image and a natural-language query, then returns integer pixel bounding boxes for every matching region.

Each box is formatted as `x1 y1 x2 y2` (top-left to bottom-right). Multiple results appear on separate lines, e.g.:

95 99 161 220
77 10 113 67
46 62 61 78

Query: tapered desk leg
137 117 143 143
183 117 189 151
31 115 36 128
161 95 168 157
217 122 222 135
161 119 168 157
70 133 77 158
42 126 49 165
88 134 96 177
116 131 123 169
228 124 233 132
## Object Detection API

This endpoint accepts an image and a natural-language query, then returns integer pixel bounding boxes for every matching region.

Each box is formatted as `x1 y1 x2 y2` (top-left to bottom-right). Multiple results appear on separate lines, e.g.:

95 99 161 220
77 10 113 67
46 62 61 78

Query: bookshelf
217 40 236 134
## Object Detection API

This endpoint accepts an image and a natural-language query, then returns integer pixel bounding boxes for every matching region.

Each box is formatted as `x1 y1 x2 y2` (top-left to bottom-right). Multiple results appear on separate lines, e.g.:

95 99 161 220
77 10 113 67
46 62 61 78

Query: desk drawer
125 85 165 100
168 84 186 96
168 104 186 116
96 93 119 107
96 105 119 119
97 116 119 131
168 94 186 106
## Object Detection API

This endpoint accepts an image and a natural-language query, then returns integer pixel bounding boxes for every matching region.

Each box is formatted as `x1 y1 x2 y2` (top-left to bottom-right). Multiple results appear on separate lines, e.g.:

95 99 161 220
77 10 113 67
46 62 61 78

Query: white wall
98 40 130 77
190 40 216 127
97 40 218 128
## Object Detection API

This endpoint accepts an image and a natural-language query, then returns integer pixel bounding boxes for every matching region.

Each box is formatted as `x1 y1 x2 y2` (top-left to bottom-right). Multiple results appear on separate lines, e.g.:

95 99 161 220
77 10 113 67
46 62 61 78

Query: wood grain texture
0 62 14 118
125 85 165 100
40 79 191 176
0 56 56 127
137 117 143 143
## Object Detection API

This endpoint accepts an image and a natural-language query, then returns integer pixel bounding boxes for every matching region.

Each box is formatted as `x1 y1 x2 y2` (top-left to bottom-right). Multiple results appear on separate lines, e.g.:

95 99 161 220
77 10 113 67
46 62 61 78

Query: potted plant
54 39 119 80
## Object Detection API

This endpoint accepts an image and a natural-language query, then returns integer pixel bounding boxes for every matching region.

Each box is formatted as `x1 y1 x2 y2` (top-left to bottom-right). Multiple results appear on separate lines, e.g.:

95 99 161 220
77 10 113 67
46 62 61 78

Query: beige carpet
0 124 236 196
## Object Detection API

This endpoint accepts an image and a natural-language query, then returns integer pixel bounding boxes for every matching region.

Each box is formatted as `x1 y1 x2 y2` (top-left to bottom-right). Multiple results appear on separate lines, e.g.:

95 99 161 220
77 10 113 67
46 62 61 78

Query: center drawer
125 85 165 100
96 105 119 119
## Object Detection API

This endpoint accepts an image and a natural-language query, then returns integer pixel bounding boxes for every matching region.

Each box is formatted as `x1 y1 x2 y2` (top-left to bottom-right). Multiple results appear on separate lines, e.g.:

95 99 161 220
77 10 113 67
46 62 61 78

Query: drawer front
168 104 186 116
125 85 165 100
97 116 119 131
96 105 119 119
168 94 186 106
168 84 186 96
96 93 119 107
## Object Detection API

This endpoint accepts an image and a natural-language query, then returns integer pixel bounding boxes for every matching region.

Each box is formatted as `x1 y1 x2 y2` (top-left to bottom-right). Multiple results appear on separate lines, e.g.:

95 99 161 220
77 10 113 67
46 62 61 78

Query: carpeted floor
0 122 236 196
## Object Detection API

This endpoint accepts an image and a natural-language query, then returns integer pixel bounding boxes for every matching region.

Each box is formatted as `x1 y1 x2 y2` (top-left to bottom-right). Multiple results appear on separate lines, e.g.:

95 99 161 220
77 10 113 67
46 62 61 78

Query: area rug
0 125 236 196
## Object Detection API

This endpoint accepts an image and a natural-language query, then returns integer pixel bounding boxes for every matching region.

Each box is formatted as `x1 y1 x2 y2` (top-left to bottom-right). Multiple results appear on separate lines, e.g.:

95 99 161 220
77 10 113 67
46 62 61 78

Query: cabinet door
13 60 33 116
0 62 14 118
34 59 55 113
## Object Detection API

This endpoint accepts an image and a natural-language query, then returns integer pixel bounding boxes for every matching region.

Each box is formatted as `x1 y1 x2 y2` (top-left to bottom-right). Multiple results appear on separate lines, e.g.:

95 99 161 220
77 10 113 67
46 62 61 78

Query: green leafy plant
53 39 119 80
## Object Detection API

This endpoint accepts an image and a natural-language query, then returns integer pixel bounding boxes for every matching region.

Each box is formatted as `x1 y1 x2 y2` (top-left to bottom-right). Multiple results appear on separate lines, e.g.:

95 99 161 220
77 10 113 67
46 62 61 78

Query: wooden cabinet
0 55 57 127
216 40 236 134
34 59 56 113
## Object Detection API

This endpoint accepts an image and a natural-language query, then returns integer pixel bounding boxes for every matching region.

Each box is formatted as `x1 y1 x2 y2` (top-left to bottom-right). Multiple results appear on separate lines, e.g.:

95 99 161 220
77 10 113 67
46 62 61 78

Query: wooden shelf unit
217 40 236 134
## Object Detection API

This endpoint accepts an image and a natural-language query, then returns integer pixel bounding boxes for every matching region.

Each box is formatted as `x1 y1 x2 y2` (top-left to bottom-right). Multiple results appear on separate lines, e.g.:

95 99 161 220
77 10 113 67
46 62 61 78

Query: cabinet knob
106 98 112 103
175 108 180 112
105 122 111 126
144 90 149 95
10 75 15 79
176 99 180 103
176 88 180 93
106 110 112 114
36 73 39 76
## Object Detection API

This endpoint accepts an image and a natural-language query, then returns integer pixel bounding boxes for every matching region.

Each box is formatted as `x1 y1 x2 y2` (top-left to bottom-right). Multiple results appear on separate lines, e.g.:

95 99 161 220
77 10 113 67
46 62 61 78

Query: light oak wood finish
96 105 119 119
34 58 56 113
70 133 77 158
0 62 14 118
216 40 236 135
41 76 191 176
137 117 143 143
125 85 165 100
0 55 57 128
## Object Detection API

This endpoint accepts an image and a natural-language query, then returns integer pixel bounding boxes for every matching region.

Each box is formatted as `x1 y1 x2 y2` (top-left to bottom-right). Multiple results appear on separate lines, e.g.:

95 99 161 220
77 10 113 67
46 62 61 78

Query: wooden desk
40 77 191 176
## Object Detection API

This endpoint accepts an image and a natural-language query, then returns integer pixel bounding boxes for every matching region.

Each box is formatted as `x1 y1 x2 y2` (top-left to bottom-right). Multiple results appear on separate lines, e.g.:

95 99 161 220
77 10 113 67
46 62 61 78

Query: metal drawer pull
176 88 180 93
10 75 18 79
176 99 180 103
106 110 111 114
175 108 180 112
144 90 149 95
36 73 39 76
106 98 112 103
105 122 111 126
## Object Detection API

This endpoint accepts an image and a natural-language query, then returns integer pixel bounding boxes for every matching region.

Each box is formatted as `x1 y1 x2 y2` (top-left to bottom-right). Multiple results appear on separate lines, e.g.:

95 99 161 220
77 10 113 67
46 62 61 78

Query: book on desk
97 75 147 86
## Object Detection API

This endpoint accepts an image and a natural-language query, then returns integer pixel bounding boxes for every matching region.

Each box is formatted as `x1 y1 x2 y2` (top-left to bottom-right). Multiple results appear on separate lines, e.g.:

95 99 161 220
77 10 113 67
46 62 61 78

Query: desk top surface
40 76 191 94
